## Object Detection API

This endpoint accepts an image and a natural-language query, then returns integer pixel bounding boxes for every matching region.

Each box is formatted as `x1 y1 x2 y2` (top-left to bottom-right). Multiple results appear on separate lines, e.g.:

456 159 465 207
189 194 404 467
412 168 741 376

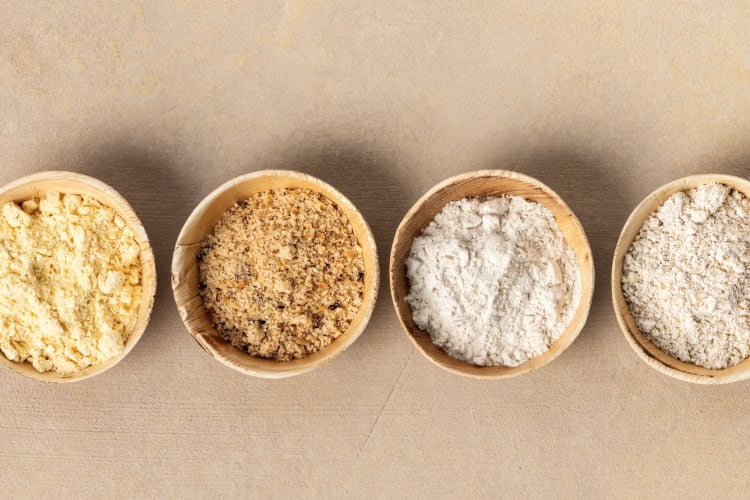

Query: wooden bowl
0 171 157 382
390 170 595 379
612 173 750 384
171 170 379 379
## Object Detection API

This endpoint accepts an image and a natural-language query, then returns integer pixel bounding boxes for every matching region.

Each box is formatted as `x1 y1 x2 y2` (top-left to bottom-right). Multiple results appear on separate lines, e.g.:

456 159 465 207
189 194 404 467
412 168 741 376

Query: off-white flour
622 183 750 369
405 195 581 367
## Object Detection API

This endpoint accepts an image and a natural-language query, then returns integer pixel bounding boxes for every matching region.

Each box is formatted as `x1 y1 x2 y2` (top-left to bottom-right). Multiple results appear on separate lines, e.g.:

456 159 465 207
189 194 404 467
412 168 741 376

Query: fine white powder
622 183 750 369
405 195 582 367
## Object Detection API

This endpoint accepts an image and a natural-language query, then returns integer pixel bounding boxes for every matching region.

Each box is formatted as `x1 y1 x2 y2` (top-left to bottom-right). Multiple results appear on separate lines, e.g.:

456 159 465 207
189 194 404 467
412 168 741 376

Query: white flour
622 183 750 369
405 196 581 367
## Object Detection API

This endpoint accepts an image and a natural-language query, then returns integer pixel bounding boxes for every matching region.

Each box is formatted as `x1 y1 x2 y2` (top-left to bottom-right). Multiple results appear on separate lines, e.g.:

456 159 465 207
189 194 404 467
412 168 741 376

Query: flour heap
0 193 143 375
405 195 581 367
622 183 750 369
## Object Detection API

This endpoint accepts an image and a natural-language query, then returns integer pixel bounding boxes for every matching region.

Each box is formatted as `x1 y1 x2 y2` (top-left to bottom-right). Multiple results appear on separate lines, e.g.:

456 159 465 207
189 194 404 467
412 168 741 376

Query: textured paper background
2 2 750 498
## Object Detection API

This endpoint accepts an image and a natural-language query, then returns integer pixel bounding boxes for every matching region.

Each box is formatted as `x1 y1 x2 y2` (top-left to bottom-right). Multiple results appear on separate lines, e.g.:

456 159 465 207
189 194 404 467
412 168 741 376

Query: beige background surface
1 1 749 498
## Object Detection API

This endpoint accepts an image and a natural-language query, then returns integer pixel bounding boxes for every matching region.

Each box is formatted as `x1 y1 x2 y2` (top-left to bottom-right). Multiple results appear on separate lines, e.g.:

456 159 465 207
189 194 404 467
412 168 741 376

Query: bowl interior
172 171 379 379
390 170 594 379
0 171 156 382
612 173 750 384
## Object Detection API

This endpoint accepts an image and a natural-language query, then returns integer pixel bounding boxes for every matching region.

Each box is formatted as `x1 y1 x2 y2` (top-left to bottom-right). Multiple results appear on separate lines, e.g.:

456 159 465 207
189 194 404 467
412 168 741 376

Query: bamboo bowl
390 170 594 379
0 171 157 382
612 173 750 384
171 170 379 379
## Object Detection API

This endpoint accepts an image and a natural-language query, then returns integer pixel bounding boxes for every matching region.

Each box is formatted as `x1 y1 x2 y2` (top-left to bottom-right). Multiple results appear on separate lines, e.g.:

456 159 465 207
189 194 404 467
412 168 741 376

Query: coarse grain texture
198 188 364 361
0 192 142 374
405 195 581 367
622 183 750 369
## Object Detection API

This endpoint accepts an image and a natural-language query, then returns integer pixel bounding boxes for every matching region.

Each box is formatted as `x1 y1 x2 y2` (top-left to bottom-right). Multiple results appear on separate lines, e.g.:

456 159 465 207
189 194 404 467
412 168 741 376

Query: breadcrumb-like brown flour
199 188 364 361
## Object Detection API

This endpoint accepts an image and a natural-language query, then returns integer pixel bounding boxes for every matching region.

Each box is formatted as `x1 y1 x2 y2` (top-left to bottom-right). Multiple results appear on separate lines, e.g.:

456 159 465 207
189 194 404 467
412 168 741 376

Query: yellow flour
0 192 142 374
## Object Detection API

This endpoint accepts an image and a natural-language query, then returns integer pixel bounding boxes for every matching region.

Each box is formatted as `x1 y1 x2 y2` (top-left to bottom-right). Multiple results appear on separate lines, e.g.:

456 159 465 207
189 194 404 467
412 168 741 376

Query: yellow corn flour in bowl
0 192 142 375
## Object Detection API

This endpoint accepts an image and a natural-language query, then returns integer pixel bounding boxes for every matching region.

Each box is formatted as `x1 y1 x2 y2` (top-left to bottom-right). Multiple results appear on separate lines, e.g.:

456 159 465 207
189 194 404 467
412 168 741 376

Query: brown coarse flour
198 188 364 361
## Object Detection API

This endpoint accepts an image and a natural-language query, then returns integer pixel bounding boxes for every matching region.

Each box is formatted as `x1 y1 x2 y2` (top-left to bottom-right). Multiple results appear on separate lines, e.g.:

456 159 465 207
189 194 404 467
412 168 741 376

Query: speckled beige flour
623 183 750 369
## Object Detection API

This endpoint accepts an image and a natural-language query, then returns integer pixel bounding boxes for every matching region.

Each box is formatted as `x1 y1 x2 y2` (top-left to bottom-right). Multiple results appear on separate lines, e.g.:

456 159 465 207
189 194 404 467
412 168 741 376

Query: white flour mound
405 195 581 367
622 183 750 369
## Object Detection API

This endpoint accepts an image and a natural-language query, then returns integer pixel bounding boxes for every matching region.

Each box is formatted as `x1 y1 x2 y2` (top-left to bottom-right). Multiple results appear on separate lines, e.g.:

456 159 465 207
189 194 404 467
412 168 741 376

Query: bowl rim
389 169 595 379
171 169 379 379
0 170 157 383
612 173 750 384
